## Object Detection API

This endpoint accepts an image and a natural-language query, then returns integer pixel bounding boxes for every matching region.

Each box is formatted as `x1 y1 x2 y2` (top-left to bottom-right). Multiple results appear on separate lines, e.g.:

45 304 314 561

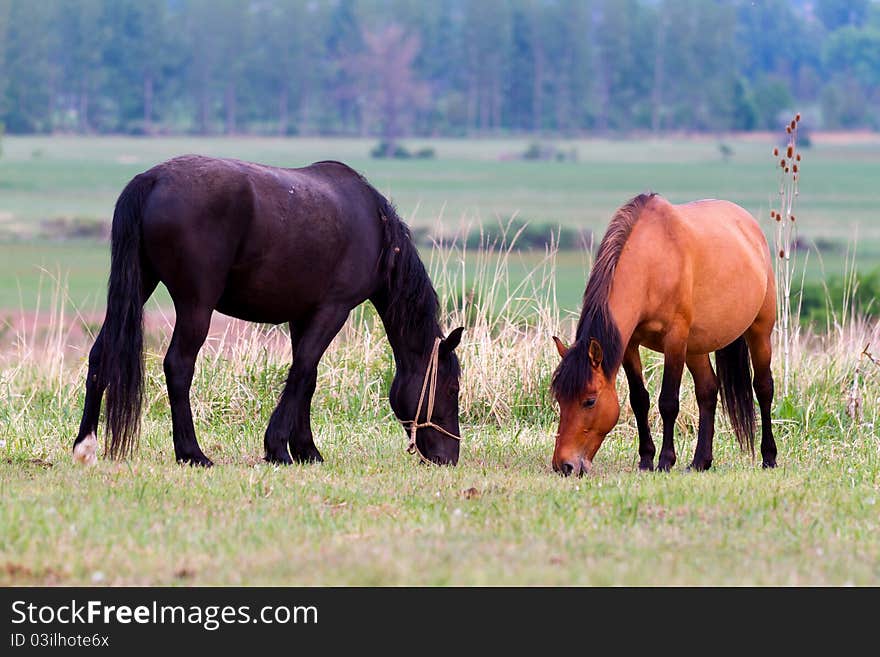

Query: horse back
139 156 385 323
618 196 773 353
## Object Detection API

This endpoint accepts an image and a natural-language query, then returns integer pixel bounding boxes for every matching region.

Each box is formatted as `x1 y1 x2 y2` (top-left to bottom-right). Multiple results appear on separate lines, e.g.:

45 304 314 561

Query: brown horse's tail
715 336 756 455
99 172 155 459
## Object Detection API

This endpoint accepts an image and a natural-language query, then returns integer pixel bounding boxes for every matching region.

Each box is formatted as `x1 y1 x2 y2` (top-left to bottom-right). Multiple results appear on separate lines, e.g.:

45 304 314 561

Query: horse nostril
560 462 575 477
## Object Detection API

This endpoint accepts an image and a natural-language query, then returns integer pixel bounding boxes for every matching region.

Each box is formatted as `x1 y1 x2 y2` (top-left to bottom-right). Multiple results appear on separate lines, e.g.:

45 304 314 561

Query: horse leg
71 326 108 464
657 331 688 471
264 306 350 464
263 321 304 464
164 305 214 466
745 324 776 468
73 273 158 463
622 344 655 471
686 353 719 471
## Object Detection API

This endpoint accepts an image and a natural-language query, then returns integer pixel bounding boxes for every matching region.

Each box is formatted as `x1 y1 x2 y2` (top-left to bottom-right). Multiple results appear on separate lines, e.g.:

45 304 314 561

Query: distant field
0 134 878 312
0 240 594 314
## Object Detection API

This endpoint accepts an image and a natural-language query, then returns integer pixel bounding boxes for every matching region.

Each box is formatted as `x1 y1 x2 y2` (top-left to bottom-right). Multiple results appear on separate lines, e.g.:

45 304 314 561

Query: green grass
3 427 878 586
0 240 172 313
1 134 879 313
3 135 880 239
0 240 585 314
0 238 866 320
2 328 878 586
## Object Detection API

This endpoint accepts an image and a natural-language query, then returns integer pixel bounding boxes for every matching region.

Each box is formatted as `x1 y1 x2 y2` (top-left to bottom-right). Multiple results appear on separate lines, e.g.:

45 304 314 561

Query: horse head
550 336 620 476
390 327 464 465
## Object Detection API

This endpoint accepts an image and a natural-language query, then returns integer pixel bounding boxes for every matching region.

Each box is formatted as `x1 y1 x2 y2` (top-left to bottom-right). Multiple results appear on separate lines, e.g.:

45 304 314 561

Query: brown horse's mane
552 192 656 401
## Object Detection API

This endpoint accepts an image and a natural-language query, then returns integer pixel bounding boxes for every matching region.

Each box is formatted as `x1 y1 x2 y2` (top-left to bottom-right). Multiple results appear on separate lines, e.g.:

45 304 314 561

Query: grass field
3 426 878 586
1 134 879 313
1 268 878 586
2 134 880 236
1 135 879 586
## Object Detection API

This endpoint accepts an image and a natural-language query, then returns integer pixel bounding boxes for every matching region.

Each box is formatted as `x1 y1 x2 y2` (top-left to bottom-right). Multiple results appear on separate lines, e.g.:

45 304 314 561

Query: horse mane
309 161 453 369
375 191 442 343
320 163 442 353
552 192 656 401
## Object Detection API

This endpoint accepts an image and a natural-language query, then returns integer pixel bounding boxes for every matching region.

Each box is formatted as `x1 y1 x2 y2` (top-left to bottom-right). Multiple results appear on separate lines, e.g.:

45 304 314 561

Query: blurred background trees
0 0 877 136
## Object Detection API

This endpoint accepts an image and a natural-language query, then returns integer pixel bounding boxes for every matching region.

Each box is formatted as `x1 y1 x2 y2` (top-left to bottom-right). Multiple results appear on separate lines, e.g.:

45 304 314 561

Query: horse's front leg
622 344 655 471
263 307 350 465
263 324 300 465
657 330 688 471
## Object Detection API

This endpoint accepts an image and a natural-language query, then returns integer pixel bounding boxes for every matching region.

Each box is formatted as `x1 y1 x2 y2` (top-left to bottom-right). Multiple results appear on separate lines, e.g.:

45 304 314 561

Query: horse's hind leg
164 305 214 466
264 305 350 464
73 273 159 463
72 327 107 464
745 322 776 468
686 354 719 471
622 345 655 471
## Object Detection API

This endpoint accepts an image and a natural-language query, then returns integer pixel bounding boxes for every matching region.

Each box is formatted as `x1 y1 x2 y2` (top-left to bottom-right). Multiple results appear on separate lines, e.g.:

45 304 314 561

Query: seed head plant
772 112 803 395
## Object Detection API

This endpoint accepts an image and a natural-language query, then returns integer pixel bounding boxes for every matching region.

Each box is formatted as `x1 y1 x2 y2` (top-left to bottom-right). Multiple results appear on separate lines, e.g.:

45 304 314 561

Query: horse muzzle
409 426 460 466
552 455 591 477
425 451 459 466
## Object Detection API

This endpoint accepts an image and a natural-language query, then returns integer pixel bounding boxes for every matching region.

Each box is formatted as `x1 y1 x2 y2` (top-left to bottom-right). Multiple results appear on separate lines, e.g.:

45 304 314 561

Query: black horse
72 155 464 467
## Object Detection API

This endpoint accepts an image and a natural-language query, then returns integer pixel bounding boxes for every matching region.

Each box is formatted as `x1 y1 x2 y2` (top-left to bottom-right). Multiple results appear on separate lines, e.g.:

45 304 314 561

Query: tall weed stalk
770 113 803 395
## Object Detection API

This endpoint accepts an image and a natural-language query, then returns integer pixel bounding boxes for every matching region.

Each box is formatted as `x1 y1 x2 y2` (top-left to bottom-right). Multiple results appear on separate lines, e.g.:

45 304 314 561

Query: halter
406 336 461 463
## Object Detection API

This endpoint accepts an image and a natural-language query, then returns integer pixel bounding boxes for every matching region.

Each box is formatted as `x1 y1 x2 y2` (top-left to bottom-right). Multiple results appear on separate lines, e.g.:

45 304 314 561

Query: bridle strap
407 336 461 463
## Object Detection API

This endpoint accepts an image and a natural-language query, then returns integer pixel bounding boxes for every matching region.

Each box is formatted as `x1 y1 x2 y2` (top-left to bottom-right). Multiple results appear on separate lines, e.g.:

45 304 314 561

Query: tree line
0 0 878 137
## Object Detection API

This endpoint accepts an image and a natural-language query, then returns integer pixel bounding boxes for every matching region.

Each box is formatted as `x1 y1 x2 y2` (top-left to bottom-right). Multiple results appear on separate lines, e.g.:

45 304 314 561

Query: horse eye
582 398 597 409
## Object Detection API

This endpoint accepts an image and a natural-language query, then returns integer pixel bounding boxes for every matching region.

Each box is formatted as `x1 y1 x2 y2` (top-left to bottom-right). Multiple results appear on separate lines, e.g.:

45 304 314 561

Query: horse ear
440 327 464 356
588 339 603 370
552 336 569 359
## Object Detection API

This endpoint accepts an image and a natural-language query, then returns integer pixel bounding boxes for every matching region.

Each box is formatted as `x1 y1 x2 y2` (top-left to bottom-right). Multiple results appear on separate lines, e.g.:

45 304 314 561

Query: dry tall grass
1 227 877 465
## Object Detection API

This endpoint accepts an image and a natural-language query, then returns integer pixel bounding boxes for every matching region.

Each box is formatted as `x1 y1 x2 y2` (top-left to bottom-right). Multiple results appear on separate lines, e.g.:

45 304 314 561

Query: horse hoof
762 459 777 469
177 454 213 468
687 461 712 472
291 446 324 464
264 452 293 466
638 461 654 472
73 433 98 466
656 460 674 472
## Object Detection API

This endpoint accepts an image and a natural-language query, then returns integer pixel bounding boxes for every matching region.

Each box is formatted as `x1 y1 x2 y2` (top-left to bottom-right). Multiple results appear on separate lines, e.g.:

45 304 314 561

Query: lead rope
407 336 461 463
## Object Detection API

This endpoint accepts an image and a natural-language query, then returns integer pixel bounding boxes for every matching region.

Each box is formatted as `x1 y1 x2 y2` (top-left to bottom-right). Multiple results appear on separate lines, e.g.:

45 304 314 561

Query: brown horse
551 193 777 476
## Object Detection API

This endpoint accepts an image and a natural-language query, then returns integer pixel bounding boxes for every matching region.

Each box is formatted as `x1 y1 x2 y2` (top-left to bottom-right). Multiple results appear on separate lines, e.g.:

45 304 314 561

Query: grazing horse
551 193 777 476
72 155 464 467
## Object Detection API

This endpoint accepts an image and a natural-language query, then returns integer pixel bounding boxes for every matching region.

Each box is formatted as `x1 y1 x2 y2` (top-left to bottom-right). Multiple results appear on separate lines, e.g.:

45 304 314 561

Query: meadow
1 135 879 585
1 134 879 311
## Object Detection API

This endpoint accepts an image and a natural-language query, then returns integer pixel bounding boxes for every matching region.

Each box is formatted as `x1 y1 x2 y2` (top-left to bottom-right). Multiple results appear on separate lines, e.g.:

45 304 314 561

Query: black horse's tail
715 336 756 454
99 173 154 459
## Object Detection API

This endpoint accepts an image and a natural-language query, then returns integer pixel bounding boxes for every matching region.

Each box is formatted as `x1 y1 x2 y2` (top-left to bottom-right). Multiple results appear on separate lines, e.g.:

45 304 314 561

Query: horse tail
715 336 756 455
99 173 154 459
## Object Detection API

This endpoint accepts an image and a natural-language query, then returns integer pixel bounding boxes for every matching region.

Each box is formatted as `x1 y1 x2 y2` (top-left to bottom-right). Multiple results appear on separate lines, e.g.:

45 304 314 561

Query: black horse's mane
313 161 447 359
552 193 656 401
376 191 443 345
